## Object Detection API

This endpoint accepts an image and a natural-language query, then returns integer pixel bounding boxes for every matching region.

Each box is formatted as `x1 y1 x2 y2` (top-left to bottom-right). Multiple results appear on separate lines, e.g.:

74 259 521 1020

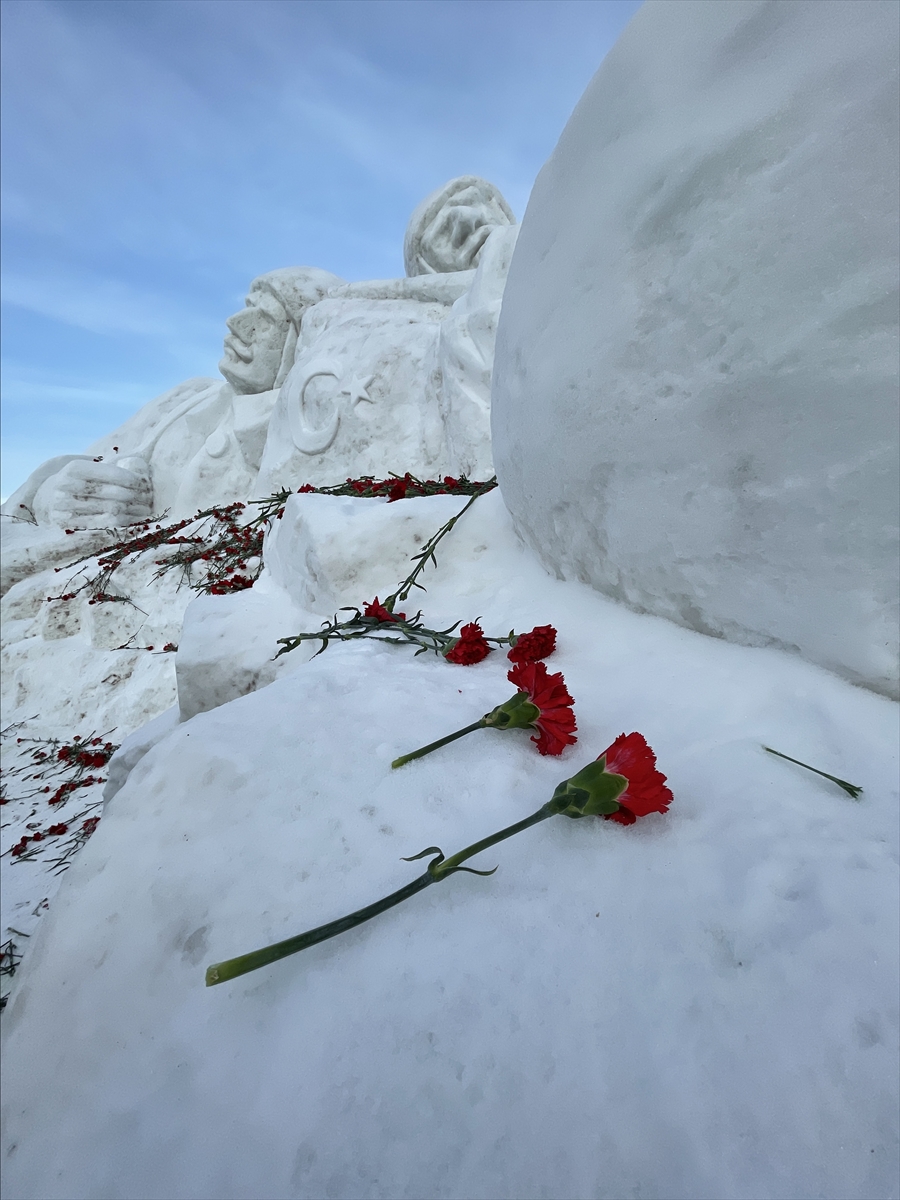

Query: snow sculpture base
263 492 474 614
492 0 900 699
175 585 313 722
2 485 897 1200
1 522 121 597
257 295 451 494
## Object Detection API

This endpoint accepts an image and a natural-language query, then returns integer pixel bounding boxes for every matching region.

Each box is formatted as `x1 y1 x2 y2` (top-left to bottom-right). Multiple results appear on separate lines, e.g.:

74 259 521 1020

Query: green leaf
550 760 628 817
483 693 541 730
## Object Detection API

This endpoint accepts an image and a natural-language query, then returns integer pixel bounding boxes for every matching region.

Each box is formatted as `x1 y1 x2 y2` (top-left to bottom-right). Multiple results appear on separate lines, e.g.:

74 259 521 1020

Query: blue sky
1 0 641 497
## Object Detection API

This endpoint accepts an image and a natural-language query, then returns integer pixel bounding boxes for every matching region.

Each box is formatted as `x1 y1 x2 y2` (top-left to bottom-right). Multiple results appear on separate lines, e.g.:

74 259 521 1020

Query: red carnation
507 624 557 664
600 733 673 824
363 598 406 623
507 661 577 756
444 622 492 665
208 731 672 985
549 734 672 825
392 660 577 768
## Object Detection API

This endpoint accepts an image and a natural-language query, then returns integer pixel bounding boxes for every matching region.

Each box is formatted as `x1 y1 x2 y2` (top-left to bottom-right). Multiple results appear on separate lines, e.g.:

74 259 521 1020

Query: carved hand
37 457 154 529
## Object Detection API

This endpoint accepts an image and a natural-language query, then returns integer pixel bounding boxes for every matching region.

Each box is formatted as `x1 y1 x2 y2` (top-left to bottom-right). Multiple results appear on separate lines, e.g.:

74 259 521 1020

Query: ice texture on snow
2 491 897 1200
492 0 900 699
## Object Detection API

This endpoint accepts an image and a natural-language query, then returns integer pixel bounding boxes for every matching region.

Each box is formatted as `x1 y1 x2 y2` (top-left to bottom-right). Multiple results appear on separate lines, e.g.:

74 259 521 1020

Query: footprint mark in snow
181 925 210 966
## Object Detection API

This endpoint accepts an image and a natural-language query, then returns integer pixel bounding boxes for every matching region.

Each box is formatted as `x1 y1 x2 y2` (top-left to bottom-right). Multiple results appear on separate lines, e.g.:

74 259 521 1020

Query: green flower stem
429 803 555 878
206 872 435 986
763 745 862 799
391 720 486 768
384 486 491 612
206 801 558 987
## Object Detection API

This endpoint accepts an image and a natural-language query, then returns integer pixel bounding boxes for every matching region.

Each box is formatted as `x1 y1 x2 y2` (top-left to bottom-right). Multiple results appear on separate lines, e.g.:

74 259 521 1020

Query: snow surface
1 528 189 969
2 489 897 1200
492 0 900 699
2 5 898 1192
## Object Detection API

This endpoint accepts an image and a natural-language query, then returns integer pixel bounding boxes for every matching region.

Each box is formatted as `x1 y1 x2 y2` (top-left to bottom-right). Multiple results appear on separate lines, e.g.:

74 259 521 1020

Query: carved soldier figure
2 178 517 593
257 176 516 491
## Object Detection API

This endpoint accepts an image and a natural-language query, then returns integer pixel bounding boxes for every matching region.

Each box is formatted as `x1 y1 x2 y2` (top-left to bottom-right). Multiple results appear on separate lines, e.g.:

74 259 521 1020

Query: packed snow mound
492 0 900 699
2 492 897 1200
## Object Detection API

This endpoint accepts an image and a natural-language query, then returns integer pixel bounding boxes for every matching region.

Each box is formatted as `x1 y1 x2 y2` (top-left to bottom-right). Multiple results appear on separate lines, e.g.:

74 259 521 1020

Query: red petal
363 598 404 623
604 807 637 825
445 623 491 664
507 661 577 755
507 625 558 663
600 733 672 818
531 720 576 756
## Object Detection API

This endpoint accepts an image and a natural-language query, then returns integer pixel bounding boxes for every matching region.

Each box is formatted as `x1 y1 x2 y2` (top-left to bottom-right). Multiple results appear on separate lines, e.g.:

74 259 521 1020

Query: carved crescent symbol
285 359 343 455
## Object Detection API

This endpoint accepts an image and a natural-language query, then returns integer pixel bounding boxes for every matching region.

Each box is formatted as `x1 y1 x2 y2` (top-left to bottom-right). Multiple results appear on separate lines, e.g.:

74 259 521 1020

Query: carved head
403 176 515 277
219 267 344 394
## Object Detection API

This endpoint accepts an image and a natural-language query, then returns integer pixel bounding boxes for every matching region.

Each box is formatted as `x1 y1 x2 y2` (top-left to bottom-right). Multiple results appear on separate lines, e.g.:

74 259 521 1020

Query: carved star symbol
339 373 375 407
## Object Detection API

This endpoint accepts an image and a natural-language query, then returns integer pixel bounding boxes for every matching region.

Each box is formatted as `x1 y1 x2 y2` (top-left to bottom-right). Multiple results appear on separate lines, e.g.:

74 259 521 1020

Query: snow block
492 0 900 698
264 491 472 615
175 584 311 721
39 595 83 642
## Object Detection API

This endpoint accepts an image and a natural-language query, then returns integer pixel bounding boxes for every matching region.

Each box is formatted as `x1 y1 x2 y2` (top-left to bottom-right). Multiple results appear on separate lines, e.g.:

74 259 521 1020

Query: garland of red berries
1 728 118 870
49 474 498 609
275 480 553 666
49 501 271 606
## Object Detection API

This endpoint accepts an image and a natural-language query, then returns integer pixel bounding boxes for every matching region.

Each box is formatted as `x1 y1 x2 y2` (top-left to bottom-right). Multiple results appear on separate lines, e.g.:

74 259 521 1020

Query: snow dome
492 0 900 699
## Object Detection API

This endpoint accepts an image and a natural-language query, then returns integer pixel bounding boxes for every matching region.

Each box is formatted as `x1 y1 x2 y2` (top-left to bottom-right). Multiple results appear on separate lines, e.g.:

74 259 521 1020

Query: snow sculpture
403 175 514 277
0 269 342 596
0 177 520 760
2 267 343 533
492 0 900 699
256 176 515 491
439 222 519 480
3 178 516 593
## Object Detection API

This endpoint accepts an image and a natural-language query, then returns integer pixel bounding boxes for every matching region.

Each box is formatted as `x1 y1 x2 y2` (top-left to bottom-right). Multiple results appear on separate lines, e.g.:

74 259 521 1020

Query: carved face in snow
404 176 515 277
418 185 510 274
219 284 292 396
218 267 346 396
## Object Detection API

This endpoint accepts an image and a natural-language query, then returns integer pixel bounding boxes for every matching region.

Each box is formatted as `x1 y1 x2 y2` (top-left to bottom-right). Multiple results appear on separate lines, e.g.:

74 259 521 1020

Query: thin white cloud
1 270 221 347
1 373 165 409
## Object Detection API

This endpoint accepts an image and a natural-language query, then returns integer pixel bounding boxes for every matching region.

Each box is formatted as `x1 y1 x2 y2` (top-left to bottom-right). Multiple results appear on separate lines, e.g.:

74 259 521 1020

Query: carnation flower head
551 733 672 823
505 660 577 755
363 598 405 623
444 622 492 665
507 624 557 664
388 475 414 502
392 657 576 769
601 733 673 824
